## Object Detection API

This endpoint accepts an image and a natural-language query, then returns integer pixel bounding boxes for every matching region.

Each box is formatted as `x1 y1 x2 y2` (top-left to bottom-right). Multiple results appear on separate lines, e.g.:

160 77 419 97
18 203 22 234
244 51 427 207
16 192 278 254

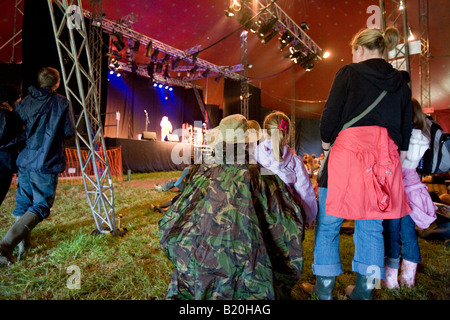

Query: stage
105 138 190 173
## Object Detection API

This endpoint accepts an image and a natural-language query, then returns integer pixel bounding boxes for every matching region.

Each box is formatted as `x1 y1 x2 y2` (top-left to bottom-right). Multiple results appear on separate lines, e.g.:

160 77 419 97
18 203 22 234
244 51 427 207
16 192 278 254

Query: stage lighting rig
113 32 125 51
146 40 153 57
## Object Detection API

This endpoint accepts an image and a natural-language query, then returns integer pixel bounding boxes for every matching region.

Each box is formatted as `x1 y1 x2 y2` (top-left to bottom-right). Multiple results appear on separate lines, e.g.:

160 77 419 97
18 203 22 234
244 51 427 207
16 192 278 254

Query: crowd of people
0 26 447 301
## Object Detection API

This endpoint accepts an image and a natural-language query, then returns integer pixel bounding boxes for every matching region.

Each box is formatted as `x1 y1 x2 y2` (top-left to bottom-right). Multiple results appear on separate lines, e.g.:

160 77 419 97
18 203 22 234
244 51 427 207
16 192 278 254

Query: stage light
163 65 170 79
113 32 125 51
300 22 310 31
153 82 158 87
202 68 210 78
109 70 114 75
169 87 173 91
225 8 235 17
158 84 163 88
156 62 163 73
172 57 181 69
146 41 153 57
261 30 278 44
151 48 159 61
147 61 155 77
322 51 330 59
164 85 169 90
133 40 140 52
257 16 278 38
190 65 198 73
116 73 121 77
162 54 170 64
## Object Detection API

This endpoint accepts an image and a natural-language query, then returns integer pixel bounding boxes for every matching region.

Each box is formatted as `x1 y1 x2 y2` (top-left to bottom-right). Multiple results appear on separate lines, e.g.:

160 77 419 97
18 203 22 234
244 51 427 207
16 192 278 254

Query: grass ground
0 171 448 300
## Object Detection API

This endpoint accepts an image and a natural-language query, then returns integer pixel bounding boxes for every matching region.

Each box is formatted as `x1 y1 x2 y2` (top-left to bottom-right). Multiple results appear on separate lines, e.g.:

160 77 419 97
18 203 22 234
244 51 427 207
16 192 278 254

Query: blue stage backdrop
104 72 204 140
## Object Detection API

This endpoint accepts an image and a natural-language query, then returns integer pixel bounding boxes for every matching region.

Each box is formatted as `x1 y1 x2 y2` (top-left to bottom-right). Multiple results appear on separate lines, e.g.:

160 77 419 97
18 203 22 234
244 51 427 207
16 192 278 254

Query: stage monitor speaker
167 134 179 142
142 131 157 140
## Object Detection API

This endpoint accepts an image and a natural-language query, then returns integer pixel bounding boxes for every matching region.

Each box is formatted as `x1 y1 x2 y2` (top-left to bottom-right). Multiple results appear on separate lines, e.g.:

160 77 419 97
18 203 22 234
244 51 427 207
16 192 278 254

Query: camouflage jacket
159 162 305 300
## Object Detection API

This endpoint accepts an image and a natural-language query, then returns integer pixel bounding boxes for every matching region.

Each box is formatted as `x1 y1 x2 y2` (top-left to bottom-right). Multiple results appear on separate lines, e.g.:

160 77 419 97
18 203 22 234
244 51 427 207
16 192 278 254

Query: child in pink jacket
255 111 318 227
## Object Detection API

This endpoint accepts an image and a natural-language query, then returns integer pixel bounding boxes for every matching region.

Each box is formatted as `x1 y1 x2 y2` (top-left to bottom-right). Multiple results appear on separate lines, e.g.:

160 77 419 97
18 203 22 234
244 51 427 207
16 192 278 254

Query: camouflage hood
159 163 305 300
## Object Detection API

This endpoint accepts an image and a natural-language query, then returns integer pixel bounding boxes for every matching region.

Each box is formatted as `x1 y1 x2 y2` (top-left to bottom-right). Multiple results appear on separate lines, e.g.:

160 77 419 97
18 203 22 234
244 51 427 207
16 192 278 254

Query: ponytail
263 111 290 162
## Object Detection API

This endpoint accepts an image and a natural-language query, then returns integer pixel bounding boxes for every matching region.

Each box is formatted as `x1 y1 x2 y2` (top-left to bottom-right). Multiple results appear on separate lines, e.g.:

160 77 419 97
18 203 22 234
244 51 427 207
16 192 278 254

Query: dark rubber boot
0 212 40 266
300 276 336 300
345 273 375 300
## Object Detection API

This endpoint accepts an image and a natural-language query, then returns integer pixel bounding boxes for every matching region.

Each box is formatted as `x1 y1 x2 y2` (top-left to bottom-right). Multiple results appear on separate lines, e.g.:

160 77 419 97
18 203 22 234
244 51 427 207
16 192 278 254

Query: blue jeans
382 214 421 268
312 187 385 279
13 169 59 221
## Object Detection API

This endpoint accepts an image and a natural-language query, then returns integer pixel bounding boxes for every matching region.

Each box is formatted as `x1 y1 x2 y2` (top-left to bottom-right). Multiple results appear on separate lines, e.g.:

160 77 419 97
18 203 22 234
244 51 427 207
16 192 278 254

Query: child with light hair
255 111 318 227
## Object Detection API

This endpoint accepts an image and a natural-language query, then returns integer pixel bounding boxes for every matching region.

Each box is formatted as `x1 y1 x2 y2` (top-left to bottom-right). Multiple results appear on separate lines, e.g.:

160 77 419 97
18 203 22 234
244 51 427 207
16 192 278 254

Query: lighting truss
241 0 323 61
418 0 431 110
379 0 411 74
47 0 116 234
82 9 246 82
0 0 24 63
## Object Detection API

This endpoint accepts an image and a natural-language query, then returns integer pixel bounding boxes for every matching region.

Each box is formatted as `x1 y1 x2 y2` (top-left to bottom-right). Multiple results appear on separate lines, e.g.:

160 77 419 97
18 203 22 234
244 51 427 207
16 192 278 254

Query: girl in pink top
255 111 318 227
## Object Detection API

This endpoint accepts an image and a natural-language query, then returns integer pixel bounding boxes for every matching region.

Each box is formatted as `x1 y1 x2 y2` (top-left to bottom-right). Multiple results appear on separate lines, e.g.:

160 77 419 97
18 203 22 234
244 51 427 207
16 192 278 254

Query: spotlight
257 17 278 38
113 32 125 51
172 57 181 69
153 82 158 87
261 30 278 44
163 65 170 79
116 73 121 77
147 61 155 77
146 40 153 57
300 22 310 31
322 51 330 59
190 65 198 73
225 8 235 17
151 48 159 61
169 87 173 91
202 68 210 78
109 70 114 75
162 54 170 64
164 85 169 90
156 62 163 73
133 40 140 53
158 84 163 88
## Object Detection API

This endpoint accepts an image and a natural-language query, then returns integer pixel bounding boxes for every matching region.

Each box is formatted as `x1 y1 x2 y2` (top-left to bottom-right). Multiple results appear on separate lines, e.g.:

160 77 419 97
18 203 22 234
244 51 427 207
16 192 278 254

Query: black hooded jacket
320 58 412 151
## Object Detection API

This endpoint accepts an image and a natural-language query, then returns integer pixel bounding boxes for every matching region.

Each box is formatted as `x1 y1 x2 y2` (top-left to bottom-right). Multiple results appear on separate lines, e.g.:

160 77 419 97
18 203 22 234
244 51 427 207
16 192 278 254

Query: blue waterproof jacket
0 106 24 172
15 86 75 174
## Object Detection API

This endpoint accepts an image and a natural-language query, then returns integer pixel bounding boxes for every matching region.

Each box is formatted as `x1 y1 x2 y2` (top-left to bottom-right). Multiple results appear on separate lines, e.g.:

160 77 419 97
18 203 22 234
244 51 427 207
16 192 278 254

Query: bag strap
341 90 387 131
317 90 387 180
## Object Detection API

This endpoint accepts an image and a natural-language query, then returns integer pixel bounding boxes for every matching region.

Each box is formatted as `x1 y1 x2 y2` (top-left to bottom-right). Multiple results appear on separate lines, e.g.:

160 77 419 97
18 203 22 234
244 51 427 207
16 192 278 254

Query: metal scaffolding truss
379 0 411 74
241 0 323 59
240 30 249 118
419 0 431 110
47 0 116 234
81 9 245 82
0 0 24 63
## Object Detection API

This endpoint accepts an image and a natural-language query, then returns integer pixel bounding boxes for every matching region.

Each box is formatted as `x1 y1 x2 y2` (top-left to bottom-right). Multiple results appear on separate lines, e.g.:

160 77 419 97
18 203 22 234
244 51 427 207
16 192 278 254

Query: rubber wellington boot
14 215 32 257
300 276 336 300
381 265 399 289
345 273 375 300
399 259 418 288
0 212 40 266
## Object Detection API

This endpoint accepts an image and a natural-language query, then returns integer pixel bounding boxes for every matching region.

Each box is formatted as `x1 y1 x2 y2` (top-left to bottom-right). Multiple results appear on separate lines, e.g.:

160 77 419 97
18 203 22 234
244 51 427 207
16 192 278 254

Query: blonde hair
351 27 399 54
38 67 60 88
263 111 290 162
411 98 427 133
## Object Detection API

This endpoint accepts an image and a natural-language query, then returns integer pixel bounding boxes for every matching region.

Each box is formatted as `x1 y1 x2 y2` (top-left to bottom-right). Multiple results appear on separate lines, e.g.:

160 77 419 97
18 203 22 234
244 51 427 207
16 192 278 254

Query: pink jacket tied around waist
326 126 411 220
